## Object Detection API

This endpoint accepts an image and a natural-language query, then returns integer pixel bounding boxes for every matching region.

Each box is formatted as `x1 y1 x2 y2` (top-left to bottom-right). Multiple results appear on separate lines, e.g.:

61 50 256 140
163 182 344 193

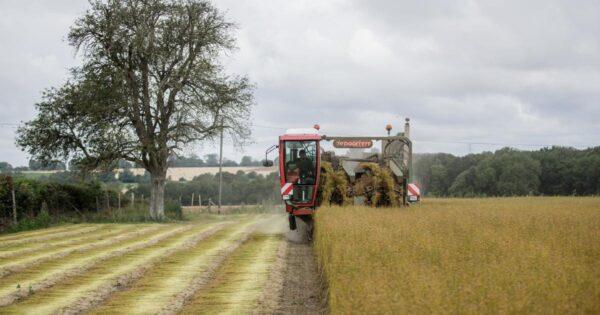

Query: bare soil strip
0 225 165 276
0 224 175 305
0 224 97 242
177 233 283 315
274 241 328 315
0 221 230 315
88 219 261 315
0 224 138 259
0 226 102 248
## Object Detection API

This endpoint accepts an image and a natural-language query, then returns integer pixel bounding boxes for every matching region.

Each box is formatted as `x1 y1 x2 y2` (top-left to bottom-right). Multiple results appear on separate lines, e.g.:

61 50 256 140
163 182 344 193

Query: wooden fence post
11 188 17 225
191 193 195 206
131 192 135 208
118 192 121 210
105 191 110 210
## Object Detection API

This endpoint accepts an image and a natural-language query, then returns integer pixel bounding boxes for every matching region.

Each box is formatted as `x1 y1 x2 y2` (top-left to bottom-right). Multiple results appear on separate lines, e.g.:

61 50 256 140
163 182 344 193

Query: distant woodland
414 146 600 197
0 154 263 172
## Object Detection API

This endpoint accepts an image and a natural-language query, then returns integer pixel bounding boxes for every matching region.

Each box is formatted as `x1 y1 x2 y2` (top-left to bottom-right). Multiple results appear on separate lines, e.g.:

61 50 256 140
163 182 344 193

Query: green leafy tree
473 158 496 195
222 158 238 166
494 149 541 196
17 0 254 219
169 154 205 167
449 167 476 197
28 159 66 171
0 162 12 174
204 153 219 166
240 155 259 166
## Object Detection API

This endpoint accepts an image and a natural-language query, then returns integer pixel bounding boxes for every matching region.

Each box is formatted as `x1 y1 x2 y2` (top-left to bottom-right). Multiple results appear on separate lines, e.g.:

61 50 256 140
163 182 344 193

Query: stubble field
315 197 600 314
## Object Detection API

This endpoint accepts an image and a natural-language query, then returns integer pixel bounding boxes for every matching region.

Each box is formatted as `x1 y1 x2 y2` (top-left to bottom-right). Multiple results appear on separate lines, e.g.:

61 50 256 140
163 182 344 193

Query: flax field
315 197 600 314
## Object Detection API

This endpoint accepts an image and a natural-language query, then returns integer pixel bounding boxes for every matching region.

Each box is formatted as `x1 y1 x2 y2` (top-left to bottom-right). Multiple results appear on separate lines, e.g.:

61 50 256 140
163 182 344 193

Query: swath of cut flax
0 221 230 315
177 233 283 315
89 218 263 315
0 224 176 307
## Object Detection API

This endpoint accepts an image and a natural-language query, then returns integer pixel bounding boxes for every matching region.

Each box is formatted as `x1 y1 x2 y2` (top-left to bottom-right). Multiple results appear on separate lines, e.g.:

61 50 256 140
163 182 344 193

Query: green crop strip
0 224 96 242
179 233 282 315
0 225 160 271
0 224 139 259
0 220 229 315
88 218 262 315
0 224 169 301
0 225 102 248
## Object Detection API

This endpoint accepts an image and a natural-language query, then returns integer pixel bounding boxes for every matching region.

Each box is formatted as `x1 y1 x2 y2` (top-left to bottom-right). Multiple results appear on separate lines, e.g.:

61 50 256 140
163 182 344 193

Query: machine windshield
284 140 317 185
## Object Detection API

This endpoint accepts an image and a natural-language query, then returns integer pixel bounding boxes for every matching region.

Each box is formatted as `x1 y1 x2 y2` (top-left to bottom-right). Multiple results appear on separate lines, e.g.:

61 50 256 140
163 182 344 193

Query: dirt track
275 240 327 314
0 214 327 315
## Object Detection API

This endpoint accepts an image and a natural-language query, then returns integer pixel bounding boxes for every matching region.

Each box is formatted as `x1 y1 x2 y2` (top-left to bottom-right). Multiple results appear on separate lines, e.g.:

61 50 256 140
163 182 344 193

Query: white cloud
348 29 392 66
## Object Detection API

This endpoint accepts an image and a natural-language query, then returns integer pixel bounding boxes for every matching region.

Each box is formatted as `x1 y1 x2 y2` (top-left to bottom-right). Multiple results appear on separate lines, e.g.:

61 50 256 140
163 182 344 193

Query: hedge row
0 175 120 228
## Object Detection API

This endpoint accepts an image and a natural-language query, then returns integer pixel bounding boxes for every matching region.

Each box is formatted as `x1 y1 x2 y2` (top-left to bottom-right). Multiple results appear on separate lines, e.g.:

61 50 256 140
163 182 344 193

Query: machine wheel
288 214 297 230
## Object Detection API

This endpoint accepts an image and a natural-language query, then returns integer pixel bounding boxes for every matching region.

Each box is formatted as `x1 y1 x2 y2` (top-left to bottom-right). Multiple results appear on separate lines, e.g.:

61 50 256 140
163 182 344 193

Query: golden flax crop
314 197 600 314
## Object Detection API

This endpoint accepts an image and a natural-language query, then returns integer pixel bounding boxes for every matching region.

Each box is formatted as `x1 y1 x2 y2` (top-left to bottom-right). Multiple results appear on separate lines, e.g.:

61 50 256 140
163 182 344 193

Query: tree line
0 170 279 232
0 154 263 173
413 146 600 197
132 171 279 206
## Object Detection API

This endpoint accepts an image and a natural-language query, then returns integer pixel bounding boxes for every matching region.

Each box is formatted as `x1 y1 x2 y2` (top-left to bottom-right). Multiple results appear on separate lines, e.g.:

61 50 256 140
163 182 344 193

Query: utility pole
11 189 17 225
218 117 224 215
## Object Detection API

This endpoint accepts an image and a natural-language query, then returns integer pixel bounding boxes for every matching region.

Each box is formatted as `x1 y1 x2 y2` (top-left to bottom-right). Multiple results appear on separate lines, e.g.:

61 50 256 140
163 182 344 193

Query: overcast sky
1 0 599 166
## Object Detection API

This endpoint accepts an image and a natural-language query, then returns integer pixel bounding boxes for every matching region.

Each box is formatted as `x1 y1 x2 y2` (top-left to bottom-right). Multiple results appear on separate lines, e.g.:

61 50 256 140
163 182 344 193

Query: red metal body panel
278 135 321 215
293 208 314 216
280 134 322 141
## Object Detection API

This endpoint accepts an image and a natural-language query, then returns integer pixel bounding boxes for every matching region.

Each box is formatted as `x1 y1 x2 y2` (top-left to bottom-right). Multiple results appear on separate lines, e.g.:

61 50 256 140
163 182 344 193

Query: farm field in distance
0 213 321 315
315 197 600 314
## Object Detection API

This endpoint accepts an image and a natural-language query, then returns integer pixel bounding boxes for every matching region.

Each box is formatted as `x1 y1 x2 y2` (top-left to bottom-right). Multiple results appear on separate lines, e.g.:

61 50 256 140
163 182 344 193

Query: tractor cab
278 130 321 216
263 128 321 222
282 138 319 203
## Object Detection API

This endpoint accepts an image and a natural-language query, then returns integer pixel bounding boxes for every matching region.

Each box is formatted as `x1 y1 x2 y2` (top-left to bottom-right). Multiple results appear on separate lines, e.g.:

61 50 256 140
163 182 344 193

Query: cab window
284 140 317 185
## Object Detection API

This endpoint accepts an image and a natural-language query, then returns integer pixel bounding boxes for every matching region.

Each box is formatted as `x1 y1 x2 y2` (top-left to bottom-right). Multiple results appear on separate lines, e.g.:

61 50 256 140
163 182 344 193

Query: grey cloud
1 0 599 165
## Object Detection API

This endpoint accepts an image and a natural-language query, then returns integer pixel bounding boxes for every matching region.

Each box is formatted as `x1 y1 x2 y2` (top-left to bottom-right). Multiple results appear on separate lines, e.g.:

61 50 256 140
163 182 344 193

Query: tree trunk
150 172 166 220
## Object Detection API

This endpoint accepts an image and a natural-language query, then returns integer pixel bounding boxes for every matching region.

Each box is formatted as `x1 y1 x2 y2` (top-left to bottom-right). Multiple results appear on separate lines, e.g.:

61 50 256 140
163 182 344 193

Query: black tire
288 214 297 230
306 220 314 241
299 215 314 241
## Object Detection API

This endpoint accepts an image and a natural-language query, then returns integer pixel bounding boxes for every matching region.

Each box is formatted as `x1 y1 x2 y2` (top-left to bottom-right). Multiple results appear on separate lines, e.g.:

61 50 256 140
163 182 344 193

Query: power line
251 123 594 148
414 139 553 147
0 123 19 129
413 139 592 149
0 120 596 149
253 124 286 130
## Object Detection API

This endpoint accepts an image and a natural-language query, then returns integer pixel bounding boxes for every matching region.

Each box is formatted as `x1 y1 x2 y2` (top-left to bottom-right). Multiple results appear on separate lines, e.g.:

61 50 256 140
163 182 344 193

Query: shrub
165 199 183 220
